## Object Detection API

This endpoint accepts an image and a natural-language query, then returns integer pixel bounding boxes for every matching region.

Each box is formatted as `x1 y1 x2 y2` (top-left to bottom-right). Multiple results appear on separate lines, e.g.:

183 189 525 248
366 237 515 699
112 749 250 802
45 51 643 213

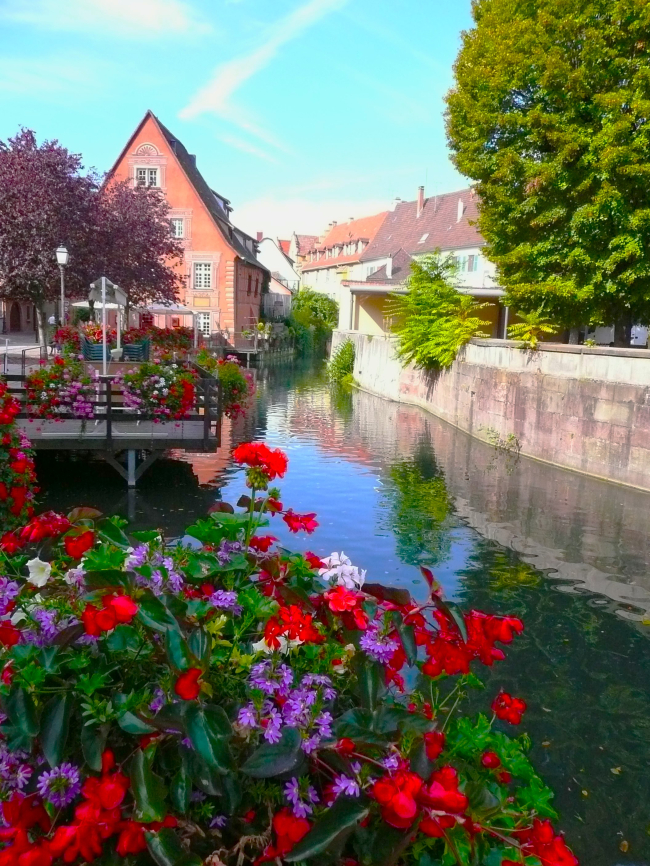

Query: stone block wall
331 331 650 491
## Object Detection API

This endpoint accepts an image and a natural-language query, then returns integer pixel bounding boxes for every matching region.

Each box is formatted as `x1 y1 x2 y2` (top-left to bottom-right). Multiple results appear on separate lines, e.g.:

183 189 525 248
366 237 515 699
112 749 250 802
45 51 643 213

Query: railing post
106 378 113 449
202 376 211 449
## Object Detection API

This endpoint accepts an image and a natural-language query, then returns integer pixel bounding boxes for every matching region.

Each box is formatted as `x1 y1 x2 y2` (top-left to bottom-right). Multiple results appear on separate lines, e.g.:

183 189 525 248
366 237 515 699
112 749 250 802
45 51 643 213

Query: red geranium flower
324 585 362 613
233 442 288 480
517 818 579 866
283 510 319 534
304 551 325 569
64 530 95 560
492 692 527 725
0 532 23 554
0 621 21 648
249 535 277 553
174 667 202 700
418 766 468 814
371 771 423 828
481 751 501 769
257 808 311 863
423 730 445 761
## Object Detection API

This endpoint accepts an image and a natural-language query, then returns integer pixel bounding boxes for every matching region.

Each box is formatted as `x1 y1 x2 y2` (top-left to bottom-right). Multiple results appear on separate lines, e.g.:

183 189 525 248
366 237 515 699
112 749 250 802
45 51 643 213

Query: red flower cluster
423 730 445 761
516 818 579 866
492 692 527 725
0 384 37 529
232 443 288 481
0 793 51 866
0 383 20 427
249 535 277 553
82 595 139 636
323 586 368 630
174 668 203 700
264 605 323 649
372 770 423 828
1 512 71 554
63 531 94 560
304 551 325 569
257 808 311 863
283 510 319 534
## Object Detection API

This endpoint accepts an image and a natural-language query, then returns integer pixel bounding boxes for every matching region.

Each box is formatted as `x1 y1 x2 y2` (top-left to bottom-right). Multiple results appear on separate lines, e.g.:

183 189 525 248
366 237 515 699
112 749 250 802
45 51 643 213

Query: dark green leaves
353 656 386 712
6 687 38 737
118 711 157 735
184 704 232 772
284 796 370 861
170 766 191 814
81 722 109 771
390 611 417 666
136 593 181 634
165 629 193 671
40 694 72 767
242 726 303 778
97 518 130 549
146 828 202 866
130 748 167 822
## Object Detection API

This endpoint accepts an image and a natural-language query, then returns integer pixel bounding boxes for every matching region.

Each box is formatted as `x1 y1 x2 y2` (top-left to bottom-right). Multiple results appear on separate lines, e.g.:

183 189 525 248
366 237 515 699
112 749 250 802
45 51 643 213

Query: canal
37 359 650 866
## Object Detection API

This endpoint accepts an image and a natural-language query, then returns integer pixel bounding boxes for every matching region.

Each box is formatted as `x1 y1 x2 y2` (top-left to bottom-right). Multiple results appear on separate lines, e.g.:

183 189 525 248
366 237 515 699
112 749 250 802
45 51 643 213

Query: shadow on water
36 357 650 865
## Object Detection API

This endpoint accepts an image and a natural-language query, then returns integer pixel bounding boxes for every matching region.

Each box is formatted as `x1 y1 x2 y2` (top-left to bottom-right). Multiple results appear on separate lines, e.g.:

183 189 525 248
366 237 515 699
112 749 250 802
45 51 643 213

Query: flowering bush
123 327 193 354
24 357 96 420
52 328 81 355
81 323 117 346
0 380 36 529
118 362 197 420
196 349 255 419
0 441 577 866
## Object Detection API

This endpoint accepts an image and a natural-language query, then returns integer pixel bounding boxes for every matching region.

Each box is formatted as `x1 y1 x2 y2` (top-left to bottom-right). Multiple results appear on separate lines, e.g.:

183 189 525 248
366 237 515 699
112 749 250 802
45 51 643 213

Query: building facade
288 233 319 283
256 236 300 294
108 111 268 343
341 187 505 336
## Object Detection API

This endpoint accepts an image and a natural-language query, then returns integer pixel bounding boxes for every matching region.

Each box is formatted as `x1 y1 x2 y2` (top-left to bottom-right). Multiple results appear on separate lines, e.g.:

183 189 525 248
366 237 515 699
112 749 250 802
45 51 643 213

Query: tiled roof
278 239 290 254
360 188 482 262
295 234 319 255
362 248 413 284
302 212 388 272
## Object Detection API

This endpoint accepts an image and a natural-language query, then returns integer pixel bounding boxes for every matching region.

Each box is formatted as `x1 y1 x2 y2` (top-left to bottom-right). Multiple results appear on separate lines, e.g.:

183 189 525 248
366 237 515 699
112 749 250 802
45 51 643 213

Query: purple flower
37 763 81 808
0 578 19 616
210 814 227 829
149 689 166 713
209 590 242 616
249 661 293 697
217 539 244 566
264 709 283 743
284 777 319 818
238 703 258 729
381 754 400 770
332 775 360 798
359 619 400 664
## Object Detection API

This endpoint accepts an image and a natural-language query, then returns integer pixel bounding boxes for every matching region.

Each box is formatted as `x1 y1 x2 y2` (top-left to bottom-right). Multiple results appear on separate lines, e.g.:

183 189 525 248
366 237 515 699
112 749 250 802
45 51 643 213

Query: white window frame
197 313 211 336
171 218 184 238
193 262 212 289
135 167 158 187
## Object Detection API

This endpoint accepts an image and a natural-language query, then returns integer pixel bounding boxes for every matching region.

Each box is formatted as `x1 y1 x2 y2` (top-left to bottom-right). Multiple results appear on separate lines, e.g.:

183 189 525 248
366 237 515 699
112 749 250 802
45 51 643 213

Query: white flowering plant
0 443 577 866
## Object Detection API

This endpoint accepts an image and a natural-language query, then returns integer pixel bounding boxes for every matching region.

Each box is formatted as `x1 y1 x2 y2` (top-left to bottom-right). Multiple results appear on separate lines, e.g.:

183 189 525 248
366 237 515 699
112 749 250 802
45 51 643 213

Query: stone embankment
331 331 650 492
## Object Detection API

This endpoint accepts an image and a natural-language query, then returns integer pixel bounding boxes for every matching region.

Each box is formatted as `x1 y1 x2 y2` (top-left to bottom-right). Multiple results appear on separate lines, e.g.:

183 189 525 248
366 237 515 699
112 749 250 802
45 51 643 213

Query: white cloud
180 0 348 145
1 0 210 38
217 133 279 164
0 55 107 97
233 195 390 240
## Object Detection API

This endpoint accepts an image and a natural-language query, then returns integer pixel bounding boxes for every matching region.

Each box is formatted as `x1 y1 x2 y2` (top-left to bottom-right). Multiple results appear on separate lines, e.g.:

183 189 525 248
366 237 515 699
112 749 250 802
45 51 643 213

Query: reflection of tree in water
381 447 455 568
458 542 650 865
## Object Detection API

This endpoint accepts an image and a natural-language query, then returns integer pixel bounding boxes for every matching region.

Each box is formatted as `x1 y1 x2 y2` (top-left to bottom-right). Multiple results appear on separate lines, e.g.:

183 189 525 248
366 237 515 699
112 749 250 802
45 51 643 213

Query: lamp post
55 246 69 325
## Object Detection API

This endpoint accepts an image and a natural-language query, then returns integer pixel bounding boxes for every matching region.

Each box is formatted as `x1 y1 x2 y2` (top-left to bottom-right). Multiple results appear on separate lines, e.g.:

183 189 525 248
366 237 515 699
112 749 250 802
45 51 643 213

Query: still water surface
38 360 650 866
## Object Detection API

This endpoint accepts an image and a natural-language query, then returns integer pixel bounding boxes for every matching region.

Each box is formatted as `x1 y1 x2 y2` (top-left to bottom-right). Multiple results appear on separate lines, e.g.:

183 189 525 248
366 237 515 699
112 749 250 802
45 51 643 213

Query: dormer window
418 233 429 244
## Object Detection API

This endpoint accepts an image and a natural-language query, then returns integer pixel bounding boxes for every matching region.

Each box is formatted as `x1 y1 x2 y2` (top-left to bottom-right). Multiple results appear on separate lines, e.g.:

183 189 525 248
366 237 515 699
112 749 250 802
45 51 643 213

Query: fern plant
387 253 491 370
328 338 355 384
508 309 556 349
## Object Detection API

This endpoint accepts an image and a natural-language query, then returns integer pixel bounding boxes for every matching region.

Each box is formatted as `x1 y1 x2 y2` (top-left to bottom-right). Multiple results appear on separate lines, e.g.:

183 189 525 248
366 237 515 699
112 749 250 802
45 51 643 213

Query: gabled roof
302 211 388 272
278 240 290 255
108 110 266 272
363 248 413 284
360 188 482 262
294 234 319 256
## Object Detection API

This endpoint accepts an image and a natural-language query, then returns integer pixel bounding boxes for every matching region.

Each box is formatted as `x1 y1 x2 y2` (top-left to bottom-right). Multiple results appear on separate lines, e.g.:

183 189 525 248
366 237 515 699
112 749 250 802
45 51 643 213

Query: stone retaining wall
331 331 650 491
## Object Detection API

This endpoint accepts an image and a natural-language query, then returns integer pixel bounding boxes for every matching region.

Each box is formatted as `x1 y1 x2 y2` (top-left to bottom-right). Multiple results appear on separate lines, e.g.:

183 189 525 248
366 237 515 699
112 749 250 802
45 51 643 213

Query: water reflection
37 359 650 865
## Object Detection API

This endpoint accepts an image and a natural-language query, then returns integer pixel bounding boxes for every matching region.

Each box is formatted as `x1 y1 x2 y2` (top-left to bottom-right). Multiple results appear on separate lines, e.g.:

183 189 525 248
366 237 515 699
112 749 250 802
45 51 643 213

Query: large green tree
445 0 650 342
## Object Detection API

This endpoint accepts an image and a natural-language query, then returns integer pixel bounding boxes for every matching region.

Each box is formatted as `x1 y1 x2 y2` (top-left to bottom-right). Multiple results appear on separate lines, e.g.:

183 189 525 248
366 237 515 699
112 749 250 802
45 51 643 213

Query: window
171 218 184 238
254 277 259 297
136 167 158 187
247 274 252 295
468 254 478 272
193 262 212 289
197 313 211 336
418 233 429 244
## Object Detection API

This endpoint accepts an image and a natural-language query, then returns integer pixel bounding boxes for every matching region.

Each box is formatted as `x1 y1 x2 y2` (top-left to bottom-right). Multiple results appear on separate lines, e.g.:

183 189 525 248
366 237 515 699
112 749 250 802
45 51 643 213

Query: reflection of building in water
295 384 650 622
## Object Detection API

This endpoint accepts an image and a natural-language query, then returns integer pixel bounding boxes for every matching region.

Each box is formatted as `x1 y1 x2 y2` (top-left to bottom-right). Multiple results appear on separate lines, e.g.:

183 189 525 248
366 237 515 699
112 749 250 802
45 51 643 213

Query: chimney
457 198 465 223
256 231 263 242
416 186 425 218
390 197 402 211
188 154 197 167
331 221 338 228
386 257 393 279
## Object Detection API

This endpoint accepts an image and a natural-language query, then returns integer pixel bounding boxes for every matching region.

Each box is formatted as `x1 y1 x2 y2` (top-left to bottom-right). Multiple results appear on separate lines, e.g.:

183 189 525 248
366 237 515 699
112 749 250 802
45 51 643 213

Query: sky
0 0 474 238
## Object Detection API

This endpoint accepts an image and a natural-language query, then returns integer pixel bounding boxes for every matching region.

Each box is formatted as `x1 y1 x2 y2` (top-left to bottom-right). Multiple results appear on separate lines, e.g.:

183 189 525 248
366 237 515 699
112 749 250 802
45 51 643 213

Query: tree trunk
36 305 48 352
568 328 580 344
614 314 633 347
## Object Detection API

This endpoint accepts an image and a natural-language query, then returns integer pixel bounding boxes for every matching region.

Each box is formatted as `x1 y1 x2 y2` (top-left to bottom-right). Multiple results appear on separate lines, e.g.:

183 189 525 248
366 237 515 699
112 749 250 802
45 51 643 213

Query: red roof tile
302 252 364 272
302 212 388 272
295 234 319 256
360 188 482 261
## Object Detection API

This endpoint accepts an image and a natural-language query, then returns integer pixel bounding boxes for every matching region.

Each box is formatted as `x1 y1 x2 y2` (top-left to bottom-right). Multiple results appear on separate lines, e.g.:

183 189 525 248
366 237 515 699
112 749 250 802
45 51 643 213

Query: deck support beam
103 450 160 488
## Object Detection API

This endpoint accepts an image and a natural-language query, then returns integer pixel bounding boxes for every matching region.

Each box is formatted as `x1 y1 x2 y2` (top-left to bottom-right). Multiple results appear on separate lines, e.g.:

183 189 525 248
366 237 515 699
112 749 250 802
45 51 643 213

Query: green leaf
183 748 222 796
353 656 386 712
170 766 191 814
390 611 417 666
84 569 131 589
40 694 73 767
145 828 202 866
364 583 412 606
118 711 157 735
7 687 39 737
81 722 109 772
130 748 167 822
285 796 370 861
136 593 182 634
242 726 303 778
106 625 140 653
187 628 209 663
38 647 60 673
165 629 193 672
98 518 131 549
334 708 388 745
131 530 162 543
184 704 233 772
68 506 103 523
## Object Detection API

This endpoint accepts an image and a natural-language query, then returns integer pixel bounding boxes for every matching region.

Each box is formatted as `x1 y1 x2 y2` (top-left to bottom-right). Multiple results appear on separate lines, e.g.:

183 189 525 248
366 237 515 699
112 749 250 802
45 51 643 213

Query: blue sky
0 0 473 237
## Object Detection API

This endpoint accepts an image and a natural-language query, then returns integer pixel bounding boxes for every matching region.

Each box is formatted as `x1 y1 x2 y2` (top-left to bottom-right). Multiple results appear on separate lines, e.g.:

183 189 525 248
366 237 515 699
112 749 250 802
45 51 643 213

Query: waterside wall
331 331 650 492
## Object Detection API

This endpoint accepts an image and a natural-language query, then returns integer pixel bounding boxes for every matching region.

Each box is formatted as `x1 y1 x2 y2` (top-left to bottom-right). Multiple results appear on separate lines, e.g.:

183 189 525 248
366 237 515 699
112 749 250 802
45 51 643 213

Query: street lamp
55 246 69 324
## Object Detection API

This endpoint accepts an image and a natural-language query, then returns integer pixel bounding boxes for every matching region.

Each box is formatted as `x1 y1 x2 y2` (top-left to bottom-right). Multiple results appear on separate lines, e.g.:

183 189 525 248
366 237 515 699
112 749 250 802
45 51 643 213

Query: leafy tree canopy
388 253 490 369
445 0 650 333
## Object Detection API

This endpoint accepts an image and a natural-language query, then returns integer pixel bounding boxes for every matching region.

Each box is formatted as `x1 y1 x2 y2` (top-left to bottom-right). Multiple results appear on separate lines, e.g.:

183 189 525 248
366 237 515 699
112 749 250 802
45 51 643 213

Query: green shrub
388 253 491 369
287 289 339 355
508 309 556 349
328 338 355 384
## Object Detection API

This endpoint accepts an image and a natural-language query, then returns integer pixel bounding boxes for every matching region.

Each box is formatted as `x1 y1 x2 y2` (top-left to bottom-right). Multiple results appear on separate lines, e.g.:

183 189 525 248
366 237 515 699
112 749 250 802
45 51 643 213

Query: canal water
37 359 650 866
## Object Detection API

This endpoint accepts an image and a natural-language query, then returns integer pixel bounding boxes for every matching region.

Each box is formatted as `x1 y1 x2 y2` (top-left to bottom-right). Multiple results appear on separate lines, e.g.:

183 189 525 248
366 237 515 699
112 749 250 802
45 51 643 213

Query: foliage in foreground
288 290 339 355
0 440 577 866
327 339 355 385
507 311 557 350
445 0 650 335
388 255 491 370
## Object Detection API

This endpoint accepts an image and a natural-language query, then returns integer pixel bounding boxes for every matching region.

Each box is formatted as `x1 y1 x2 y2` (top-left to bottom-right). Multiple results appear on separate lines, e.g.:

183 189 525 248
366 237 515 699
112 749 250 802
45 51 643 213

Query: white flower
26 558 52 587
319 551 366 589
251 636 303 655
